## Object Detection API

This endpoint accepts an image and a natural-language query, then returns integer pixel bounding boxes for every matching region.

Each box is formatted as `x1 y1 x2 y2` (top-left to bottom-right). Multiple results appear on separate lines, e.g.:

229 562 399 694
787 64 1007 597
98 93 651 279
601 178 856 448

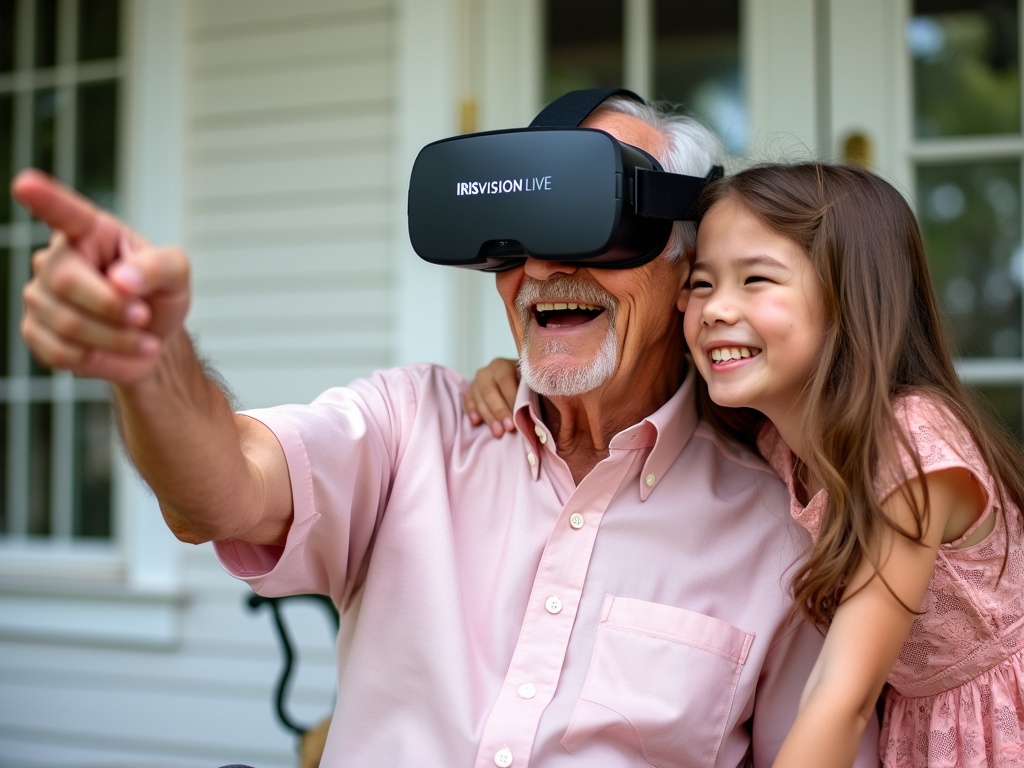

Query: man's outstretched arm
13 169 293 547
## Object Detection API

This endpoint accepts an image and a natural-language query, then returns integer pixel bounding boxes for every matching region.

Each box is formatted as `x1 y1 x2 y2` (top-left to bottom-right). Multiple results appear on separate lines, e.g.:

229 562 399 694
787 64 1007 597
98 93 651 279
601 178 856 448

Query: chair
246 593 339 768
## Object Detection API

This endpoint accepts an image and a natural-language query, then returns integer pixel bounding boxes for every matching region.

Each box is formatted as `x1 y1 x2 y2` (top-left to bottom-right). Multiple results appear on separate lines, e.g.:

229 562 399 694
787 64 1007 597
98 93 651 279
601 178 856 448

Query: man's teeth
535 302 601 312
711 347 757 362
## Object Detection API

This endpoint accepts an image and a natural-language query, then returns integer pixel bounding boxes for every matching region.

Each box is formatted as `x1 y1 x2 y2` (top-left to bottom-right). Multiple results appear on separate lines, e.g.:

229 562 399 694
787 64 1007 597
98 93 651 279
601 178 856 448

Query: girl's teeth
711 347 757 362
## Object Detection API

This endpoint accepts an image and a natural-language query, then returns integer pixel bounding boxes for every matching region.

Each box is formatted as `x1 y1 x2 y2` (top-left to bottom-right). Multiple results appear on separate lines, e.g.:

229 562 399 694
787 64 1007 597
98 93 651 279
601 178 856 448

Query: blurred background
0 0 1020 765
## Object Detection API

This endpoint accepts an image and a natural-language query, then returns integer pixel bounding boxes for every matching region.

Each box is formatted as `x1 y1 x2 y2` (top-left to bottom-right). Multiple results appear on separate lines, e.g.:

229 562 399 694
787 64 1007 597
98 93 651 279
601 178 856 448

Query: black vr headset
407 87 723 271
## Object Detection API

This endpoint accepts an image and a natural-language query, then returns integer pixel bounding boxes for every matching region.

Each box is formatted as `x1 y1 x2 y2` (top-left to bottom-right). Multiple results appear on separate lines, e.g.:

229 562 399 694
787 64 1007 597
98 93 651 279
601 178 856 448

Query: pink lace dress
759 395 1024 767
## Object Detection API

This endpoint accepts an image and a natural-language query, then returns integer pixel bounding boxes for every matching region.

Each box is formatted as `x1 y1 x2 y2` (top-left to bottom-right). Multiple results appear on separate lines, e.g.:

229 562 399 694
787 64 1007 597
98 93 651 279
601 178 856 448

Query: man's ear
676 248 694 312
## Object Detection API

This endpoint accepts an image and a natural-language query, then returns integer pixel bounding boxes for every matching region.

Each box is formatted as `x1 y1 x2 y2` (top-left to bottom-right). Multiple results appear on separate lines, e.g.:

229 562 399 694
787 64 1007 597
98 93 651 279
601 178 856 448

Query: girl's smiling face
684 197 827 439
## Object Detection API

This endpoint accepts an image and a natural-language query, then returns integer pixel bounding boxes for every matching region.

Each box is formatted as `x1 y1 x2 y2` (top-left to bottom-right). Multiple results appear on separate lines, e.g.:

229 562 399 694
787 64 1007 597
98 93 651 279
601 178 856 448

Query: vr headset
407 87 723 271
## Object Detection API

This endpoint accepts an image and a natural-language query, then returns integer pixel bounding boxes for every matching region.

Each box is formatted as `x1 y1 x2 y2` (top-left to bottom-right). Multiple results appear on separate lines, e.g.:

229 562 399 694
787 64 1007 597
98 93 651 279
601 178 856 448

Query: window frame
1 0 124 551
0 0 186 646
905 0 1024 400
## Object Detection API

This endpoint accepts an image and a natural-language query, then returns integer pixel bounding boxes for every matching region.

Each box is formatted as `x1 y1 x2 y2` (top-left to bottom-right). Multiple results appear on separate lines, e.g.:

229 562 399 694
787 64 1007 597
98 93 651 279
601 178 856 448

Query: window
544 0 744 153
0 0 122 554
909 0 1024 439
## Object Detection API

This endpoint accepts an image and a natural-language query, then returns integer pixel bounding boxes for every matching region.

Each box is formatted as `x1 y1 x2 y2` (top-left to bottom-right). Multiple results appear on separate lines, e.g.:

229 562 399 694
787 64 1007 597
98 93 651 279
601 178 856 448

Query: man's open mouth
534 302 605 328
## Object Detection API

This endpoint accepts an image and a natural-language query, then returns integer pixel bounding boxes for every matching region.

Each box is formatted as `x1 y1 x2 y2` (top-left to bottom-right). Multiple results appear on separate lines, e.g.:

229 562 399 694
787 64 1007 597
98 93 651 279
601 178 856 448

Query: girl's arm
772 466 982 768
463 357 520 437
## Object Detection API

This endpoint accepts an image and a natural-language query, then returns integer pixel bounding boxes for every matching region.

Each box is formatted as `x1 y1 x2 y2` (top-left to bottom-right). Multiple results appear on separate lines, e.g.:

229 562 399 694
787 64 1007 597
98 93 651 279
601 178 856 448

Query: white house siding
0 1 399 766
186 0 399 409
0 547 338 768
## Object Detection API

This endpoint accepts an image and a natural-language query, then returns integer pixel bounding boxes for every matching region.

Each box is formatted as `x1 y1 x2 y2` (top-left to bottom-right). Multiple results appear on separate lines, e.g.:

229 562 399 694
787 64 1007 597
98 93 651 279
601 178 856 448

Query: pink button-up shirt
216 364 879 767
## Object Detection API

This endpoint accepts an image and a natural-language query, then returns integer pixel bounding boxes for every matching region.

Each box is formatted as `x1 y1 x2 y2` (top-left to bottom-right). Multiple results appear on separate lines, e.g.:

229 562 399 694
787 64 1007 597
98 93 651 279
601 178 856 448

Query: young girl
464 163 1024 767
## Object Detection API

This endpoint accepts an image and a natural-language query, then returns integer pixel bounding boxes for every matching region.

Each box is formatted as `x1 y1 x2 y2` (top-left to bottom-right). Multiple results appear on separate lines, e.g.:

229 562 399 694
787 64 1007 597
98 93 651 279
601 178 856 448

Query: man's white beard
519 327 618 397
513 275 619 397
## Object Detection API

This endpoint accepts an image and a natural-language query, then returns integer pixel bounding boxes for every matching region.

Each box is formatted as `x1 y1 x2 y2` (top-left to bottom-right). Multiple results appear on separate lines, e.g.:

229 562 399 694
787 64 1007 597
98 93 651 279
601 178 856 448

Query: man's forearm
111 330 287 545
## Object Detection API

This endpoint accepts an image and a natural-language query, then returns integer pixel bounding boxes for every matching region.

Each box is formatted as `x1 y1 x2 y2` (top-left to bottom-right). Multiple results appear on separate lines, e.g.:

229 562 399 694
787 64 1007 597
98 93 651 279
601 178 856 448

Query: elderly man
14 92 878 767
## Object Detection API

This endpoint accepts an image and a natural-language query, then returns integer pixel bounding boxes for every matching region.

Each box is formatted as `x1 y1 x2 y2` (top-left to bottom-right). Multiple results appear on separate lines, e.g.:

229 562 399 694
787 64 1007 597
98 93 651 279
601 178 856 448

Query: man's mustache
514 277 618 323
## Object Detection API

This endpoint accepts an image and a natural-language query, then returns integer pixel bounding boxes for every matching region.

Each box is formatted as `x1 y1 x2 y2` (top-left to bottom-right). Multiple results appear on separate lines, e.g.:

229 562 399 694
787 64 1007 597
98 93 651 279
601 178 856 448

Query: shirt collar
512 387 549 481
511 366 700 496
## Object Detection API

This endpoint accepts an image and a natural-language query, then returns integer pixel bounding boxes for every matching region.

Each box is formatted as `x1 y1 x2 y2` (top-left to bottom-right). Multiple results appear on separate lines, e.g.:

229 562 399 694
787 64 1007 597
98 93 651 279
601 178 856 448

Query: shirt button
569 512 585 529
527 452 536 466
645 473 656 487
518 681 537 699
534 425 547 444
494 747 514 767
545 595 562 614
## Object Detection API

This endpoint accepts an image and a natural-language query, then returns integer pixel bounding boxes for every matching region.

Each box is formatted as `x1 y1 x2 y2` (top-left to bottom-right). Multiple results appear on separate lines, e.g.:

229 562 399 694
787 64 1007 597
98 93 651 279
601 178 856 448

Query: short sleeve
879 395 995 541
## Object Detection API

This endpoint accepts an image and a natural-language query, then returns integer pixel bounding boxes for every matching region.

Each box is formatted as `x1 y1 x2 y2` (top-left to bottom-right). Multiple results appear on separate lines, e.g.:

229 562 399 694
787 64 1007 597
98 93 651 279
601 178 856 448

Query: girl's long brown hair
694 162 1024 627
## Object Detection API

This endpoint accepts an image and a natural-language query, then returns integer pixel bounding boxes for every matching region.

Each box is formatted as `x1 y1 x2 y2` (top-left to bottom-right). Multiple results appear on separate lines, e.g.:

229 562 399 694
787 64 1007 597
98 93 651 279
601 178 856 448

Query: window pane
970 384 1023 443
654 1 744 153
32 88 57 175
28 401 52 536
29 354 52 377
910 0 1019 138
0 404 6 534
76 80 118 210
0 247 8 377
916 160 1021 358
0 0 15 73
28 242 52 377
0 93 11 224
73 400 111 538
77 0 119 62
34 0 57 69
545 0 623 102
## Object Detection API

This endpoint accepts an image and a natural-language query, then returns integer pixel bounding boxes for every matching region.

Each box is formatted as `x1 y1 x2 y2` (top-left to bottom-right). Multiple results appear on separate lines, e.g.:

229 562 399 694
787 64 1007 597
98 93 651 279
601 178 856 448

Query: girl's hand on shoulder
464 357 519 438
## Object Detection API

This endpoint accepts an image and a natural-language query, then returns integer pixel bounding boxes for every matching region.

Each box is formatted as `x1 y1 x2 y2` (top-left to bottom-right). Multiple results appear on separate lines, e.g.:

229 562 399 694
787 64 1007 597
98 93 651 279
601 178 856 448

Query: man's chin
520 359 615 398
520 329 618 398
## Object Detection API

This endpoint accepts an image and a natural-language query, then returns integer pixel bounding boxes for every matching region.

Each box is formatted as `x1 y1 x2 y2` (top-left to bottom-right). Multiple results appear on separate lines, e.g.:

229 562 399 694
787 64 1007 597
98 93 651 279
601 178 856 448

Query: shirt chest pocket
561 594 754 768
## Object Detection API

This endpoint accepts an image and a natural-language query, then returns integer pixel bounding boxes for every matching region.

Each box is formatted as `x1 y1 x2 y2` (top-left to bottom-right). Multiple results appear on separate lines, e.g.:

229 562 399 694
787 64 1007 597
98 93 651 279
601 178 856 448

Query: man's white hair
590 96 725 261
